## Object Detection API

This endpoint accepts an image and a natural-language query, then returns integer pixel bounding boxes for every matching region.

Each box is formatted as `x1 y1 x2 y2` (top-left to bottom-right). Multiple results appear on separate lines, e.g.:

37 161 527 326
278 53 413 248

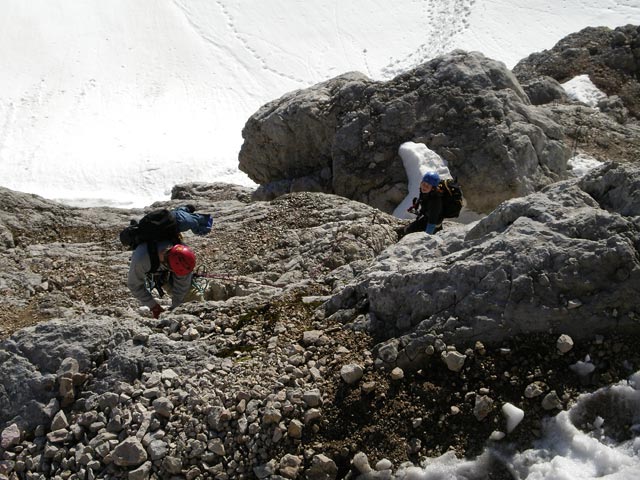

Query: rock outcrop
508 25 640 167
513 24 640 119
0 164 639 478
240 50 570 214
325 162 640 370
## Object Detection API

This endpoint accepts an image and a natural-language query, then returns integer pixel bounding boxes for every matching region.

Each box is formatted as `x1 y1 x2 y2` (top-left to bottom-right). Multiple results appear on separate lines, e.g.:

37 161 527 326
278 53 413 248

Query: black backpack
439 179 464 219
119 209 181 251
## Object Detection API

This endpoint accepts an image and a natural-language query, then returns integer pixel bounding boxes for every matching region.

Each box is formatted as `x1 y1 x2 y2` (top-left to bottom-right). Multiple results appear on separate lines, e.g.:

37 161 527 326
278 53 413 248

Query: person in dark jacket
403 171 445 235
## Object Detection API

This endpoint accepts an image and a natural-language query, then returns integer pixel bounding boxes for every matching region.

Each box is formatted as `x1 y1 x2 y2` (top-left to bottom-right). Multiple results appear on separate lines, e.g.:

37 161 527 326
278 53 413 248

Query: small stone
152 397 174 418
306 454 338 480
1 424 21 449
0 460 15 476
556 334 574 353
524 381 547 399
502 403 524 433
542 391 563 411
567 299 582 309
147 439 168 460
161 369 179 382
47 428 72 443
279 454 302 479
441 350 466 372
209 438 226 456
112 437 148 467
128 461 152 480
375 458 393 471
302 330 324 346
162 456 182 474
361 381 376 394
303 408 322 424
474 395 494 421
303 389 323 407
340 364 364 384
263 407 282 424
352 451 372 474
288 419 303 439
390 367 404 380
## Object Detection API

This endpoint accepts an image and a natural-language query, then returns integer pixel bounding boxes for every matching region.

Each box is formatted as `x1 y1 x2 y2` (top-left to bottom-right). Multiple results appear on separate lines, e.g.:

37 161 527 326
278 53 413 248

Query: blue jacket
173 206 213 236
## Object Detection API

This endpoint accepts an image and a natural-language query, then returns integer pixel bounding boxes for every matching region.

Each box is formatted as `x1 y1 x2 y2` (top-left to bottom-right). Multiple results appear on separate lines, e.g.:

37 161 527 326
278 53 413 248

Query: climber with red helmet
127 240 198 318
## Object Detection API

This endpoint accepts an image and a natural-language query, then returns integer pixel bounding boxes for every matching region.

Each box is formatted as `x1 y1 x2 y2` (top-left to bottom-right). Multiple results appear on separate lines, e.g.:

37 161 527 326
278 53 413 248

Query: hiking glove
151 303 164 319
425 223 437 234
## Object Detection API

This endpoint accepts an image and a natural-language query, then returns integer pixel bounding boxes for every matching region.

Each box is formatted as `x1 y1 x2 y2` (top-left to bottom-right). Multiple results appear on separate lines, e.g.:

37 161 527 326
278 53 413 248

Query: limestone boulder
325 162 640 367
240 50 570 214
513 25 640 119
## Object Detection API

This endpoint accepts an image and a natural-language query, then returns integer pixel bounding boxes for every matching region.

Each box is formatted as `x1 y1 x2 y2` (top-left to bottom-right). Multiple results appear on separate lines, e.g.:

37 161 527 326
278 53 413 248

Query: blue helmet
421 171 440 187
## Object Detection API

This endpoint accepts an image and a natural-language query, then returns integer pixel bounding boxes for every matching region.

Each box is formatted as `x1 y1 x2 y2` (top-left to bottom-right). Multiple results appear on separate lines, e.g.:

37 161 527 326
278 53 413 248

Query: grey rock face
240 50 570 214
520 76 569 106
327 162 640 367
240 72 368 187
170 182 254 204
0 185 403 478
513 25 640 119
1 158 639 477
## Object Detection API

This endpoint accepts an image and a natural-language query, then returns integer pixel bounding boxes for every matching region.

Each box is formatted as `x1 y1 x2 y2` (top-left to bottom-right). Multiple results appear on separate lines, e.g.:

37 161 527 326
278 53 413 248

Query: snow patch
562 74 607 107
568 153 604 178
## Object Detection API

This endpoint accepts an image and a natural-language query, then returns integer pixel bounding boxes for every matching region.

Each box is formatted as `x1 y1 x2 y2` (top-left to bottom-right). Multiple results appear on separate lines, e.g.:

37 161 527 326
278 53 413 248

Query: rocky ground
2 25 640 478
1 177 639 479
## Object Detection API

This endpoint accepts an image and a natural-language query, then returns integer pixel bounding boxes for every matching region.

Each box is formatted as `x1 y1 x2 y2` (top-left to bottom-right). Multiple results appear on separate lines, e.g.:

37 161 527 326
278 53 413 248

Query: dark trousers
403 216 443 235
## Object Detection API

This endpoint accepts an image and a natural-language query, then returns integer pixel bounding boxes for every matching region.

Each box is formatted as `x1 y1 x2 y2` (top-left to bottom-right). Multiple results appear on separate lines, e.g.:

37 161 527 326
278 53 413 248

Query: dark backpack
119 209 181 251
439 179 464 218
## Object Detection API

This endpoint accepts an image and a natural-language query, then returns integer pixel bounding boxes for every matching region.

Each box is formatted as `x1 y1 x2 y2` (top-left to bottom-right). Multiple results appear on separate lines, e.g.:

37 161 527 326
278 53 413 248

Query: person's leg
164 276 204 304
404 216 428 234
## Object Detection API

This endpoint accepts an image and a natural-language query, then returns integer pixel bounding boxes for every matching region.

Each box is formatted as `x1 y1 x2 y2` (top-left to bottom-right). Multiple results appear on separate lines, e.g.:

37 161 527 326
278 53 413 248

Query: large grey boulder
325 162 640 366
0 315 218 431
240 50 570 214
520 76 569 106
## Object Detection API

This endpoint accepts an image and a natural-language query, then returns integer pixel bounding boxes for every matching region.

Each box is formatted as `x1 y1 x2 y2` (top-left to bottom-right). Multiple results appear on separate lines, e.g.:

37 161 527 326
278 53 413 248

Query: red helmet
166 245 196 276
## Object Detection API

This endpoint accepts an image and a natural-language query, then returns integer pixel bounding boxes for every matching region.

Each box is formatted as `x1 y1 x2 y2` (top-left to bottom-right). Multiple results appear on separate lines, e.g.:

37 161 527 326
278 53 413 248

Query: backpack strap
146 241 166 297
147 241 160 273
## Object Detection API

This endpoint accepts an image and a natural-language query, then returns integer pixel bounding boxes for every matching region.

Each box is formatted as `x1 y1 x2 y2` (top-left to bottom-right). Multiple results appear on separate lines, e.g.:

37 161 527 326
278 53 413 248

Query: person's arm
424 194 443 235
127 245 158 308
169 272 193 309
173 208 213 235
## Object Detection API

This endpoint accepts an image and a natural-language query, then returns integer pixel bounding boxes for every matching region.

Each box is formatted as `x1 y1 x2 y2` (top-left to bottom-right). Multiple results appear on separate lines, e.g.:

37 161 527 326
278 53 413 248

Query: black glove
407 197 419 214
